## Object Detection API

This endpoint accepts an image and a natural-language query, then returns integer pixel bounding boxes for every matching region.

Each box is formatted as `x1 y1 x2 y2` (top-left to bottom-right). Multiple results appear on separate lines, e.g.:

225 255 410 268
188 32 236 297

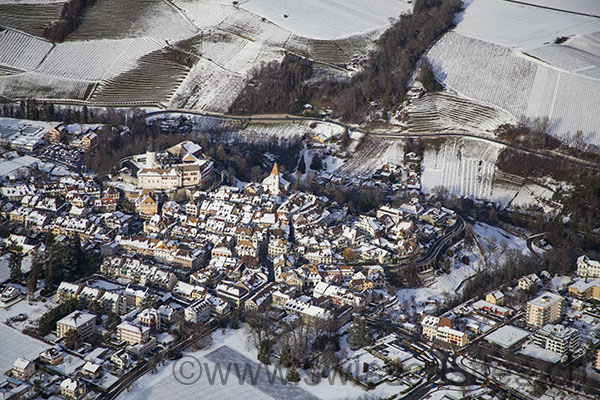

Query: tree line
229 0 462 122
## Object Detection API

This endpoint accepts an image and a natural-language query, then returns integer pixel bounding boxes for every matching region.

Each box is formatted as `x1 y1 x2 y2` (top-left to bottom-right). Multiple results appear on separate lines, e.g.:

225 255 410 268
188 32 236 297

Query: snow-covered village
1 1 600 400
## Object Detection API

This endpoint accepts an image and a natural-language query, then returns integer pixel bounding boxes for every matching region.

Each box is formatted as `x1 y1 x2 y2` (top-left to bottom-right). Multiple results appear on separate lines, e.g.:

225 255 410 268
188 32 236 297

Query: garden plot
90 47 190 104
239 0 412 40
0 2 64 36
36 37 164 81
454 0 600 50
68 0 197 41
0 27 52 71
0 72 93 99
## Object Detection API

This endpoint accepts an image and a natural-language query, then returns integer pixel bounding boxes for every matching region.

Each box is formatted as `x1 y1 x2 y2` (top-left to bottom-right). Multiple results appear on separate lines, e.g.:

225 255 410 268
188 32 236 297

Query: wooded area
229 0 462 122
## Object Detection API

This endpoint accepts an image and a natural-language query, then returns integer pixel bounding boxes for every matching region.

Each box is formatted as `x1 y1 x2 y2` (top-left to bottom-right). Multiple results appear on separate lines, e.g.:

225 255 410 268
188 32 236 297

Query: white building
134 141 213 191
526 292 563 327
57 311 96 339
533 324 582 360
261 163 288 196
577 255 600 278
184 298 212 323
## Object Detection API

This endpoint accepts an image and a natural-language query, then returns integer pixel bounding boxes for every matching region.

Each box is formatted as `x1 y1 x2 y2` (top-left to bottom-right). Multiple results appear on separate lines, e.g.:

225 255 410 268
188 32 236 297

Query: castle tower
146 142 156 169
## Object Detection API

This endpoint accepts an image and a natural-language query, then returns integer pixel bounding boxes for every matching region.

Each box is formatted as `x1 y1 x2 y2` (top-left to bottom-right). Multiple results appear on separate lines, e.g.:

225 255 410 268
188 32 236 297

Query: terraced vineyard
427 32 537 119
407 92 514 134
285 35 372 66
0 2 64 37
0 72 93 100
0 27 52 71
427 30 600 146
68 0 196 40
90 47 190 104
36 37 163 81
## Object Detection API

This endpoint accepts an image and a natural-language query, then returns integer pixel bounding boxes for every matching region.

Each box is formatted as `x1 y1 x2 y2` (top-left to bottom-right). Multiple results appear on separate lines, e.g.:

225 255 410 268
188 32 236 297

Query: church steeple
271 162 279 176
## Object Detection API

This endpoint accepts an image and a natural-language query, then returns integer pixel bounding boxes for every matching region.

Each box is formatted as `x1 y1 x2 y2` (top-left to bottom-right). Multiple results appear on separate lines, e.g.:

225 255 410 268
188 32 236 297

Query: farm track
28 101 600 171
503 0 600 18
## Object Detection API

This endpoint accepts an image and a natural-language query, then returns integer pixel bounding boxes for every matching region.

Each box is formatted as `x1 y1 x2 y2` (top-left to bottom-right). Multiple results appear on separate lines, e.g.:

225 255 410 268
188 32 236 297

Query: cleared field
90 47 190 104
68 0 196 41
0 27 52 71
0 2 63 36
0 71 93 99
36 37 164 80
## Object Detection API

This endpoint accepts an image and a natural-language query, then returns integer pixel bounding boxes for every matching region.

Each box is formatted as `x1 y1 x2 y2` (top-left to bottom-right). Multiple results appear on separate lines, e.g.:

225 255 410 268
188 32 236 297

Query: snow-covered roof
485 325 530 348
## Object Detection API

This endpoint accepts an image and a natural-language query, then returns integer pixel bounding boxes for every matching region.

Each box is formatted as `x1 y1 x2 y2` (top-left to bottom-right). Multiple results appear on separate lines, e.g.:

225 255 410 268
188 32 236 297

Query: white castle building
130 141 213 191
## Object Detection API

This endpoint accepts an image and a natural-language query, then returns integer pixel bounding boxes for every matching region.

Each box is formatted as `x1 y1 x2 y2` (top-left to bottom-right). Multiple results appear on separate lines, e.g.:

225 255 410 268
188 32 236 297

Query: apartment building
117 321 150 345
56 311 96 339
533 324 582 360
526 292 563 327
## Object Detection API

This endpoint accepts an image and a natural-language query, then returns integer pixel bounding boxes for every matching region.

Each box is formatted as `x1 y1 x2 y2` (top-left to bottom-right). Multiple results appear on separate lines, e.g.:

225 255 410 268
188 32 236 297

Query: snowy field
455 0 600 50
514 0 600 17
426 0 600 146
428 31 600 146
0 323 52 375
118 327 371 400
239 0 412 40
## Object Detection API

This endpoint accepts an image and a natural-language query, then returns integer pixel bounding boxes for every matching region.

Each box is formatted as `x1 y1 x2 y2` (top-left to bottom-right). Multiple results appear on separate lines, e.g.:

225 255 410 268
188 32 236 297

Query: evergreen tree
140 295 157 310
347 316 373 350
298 154 306 173
286 364 300 382
88 300 103 317
230 309 239 329
9 253 23 283
64 329 81 350
310 154 323 171
257 339 272 365
279 345 293 368
105 312 121 333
